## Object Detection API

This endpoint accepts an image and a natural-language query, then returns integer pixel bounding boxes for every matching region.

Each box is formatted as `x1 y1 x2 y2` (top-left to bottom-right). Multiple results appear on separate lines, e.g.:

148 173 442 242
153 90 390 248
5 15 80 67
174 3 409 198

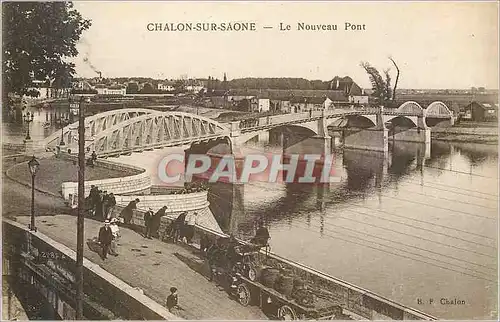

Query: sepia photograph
1 1 499 320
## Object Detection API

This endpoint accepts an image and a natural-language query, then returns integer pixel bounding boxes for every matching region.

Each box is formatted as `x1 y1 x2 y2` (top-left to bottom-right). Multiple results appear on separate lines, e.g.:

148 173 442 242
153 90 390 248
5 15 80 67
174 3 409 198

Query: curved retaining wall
115 191 223 234
60 155 151 200
116 191 209 212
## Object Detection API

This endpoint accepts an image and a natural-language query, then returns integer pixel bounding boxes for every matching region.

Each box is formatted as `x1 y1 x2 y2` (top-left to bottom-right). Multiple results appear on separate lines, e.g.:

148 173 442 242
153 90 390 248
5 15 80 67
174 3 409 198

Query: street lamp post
23 112 34 140
27 156 40 232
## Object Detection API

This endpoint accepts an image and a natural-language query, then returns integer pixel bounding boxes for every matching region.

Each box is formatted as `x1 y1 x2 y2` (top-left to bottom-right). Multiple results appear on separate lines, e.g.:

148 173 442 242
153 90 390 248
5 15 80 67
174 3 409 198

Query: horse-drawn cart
207 242 349 320
233 275 346 320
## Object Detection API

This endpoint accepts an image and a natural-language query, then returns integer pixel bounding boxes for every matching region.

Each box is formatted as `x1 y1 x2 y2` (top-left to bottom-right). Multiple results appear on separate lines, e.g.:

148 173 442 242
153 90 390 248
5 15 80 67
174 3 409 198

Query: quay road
2 155 266 320
13 215 267 320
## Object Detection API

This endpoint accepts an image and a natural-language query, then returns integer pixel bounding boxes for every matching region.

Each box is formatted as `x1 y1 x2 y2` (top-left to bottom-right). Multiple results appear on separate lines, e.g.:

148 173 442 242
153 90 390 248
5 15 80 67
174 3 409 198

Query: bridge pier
343 128 388 153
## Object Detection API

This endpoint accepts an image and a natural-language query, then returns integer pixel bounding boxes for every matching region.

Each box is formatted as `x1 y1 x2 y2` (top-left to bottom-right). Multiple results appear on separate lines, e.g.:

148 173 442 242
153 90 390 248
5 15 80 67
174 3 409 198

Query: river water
114 137 498 320
3 112 498 320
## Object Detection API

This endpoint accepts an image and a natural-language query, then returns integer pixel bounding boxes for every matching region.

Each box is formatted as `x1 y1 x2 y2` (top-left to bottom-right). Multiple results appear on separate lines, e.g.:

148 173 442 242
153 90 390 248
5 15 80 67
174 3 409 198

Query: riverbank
431 124 498 144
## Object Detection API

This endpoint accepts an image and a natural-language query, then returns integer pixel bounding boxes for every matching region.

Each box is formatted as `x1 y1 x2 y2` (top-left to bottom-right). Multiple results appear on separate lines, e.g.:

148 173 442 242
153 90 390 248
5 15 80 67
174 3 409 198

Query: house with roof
158 82 175 92
95 84 126 96
462 101 498 121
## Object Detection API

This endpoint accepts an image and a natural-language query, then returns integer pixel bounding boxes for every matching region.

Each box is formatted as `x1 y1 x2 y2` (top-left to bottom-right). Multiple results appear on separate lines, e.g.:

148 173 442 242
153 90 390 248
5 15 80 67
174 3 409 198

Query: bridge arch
426 101 452 117
327 114 377 129
236 124 318 145
397 101 424 115
82 111 229 157
384 115 418 128
43 108 159 149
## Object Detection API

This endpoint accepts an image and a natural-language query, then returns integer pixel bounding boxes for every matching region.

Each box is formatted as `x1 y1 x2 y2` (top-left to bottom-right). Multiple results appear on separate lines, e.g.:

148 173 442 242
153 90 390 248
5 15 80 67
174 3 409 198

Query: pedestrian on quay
96 190 105 220
106 193 116 219
170 212 188 243
144 208 154 239
184 211 198 244
120 198 140 226
89 185 100 217
250 221 270 247
102 191 109 218
166 287 182 314
109 218 120 256
98 220 113 260
152 205 168 238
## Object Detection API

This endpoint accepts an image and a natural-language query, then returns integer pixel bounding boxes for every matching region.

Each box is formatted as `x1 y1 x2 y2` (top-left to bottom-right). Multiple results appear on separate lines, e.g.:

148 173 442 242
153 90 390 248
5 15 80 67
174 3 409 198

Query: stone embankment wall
431 127 498 136
2 220 179 320
59 155 151 200
119 207 435 321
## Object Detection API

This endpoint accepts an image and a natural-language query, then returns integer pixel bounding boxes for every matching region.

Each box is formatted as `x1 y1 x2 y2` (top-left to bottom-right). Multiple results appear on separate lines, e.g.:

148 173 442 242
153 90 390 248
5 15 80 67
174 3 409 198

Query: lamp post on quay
23 112 34 141
75 95 90 320
27 156 40 232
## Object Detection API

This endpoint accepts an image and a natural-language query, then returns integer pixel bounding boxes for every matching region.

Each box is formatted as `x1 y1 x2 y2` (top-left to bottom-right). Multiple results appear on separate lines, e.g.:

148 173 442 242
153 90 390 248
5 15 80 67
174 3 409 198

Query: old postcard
1 1 498 320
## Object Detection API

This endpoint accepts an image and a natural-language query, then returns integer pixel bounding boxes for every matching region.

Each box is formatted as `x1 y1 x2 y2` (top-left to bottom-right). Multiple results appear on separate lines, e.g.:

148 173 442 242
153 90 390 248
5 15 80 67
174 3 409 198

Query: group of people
87 185 117 221
143 205 167 239
165 211 198 244
97 217 121 259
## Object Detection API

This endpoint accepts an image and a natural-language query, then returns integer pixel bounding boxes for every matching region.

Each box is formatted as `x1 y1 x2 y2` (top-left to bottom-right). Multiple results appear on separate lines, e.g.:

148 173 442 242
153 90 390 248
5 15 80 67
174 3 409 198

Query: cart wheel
277 305 297 320
237 283 251 306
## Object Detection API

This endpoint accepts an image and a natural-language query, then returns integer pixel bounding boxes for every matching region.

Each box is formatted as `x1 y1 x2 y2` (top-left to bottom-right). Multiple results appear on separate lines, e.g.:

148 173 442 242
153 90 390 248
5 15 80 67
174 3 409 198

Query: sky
72 1 499 89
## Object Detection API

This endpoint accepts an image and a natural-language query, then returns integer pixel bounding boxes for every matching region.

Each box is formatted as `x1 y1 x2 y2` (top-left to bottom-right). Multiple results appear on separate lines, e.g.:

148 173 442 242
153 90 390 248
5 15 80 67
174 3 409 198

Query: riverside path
12 214 268 320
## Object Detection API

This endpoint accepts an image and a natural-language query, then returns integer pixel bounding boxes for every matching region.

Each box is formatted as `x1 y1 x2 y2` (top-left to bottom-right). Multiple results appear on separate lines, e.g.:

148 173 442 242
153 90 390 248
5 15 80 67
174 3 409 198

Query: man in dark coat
106 193 117 219
170 212 187 243
151 206 168 238
144 208 154 239
250 221 270 246
95 190 104 220
98 220 113 260
120 198 140 225
166 287 183 314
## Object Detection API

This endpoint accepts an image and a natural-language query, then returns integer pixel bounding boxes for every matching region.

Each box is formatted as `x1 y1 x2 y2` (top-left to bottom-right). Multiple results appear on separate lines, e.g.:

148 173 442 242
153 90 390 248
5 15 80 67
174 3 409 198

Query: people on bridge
250 221 270 247
98 220 114 260
120 198 140 225
143 208 154 239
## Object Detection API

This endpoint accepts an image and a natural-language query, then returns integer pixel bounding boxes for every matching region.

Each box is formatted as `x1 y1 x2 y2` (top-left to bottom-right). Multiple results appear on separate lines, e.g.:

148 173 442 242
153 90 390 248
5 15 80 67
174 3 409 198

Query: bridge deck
14 214 267 320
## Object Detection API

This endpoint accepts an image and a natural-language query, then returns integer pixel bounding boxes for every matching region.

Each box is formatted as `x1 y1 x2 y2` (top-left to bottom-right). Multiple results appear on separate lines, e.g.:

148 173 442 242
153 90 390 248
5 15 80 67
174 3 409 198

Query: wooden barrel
275 275 294 297
293 278 305 290
261 268 280 287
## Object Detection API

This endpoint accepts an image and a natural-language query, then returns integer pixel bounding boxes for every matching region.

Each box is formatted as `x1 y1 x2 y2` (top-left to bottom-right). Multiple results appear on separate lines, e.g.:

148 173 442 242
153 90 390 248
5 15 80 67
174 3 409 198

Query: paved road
13 215 267 320
2 157 69 218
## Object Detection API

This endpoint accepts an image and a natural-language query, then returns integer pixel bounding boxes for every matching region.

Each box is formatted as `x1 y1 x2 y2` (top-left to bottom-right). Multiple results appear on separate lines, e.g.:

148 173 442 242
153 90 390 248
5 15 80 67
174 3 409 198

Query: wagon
232 275 346 320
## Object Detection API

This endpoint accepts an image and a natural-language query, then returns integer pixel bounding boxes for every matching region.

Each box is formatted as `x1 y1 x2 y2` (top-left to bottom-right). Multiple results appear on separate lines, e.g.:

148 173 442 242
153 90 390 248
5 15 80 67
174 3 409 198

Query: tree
140 83 155 94
388 56 400 101
126 82 139 94
2 2 91 113
360 61 393 105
